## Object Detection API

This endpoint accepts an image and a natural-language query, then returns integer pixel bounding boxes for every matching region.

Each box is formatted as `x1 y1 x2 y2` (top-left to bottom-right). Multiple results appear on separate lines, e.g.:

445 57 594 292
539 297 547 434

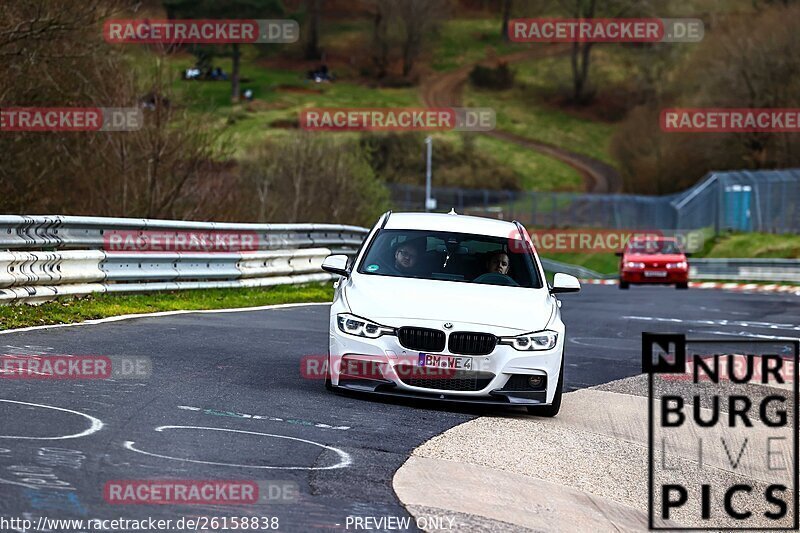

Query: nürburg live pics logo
643 333 799 530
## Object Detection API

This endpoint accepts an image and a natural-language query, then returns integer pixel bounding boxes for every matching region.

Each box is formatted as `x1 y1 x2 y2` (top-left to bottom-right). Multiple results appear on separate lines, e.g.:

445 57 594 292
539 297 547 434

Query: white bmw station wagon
321 211 580 416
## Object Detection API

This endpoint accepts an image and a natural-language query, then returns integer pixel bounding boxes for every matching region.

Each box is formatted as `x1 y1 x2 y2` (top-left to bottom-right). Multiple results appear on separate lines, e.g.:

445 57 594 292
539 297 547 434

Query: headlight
499 330 558 351
336 313 394 339
625 261 645 269
666 261 687 269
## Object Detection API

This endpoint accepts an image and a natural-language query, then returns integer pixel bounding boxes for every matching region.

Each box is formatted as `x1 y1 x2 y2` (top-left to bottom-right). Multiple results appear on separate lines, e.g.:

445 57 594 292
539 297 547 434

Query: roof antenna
448 208 457 215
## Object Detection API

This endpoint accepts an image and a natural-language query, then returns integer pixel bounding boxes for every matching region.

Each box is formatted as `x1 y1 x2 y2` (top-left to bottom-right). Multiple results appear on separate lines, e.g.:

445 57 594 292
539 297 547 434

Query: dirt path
419 46 622 193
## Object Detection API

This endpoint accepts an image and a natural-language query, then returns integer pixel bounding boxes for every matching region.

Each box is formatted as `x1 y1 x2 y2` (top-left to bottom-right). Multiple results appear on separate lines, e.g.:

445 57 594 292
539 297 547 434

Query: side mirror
684 252 693 257
551 273 581 294
321 254 350 277
614 251 624 257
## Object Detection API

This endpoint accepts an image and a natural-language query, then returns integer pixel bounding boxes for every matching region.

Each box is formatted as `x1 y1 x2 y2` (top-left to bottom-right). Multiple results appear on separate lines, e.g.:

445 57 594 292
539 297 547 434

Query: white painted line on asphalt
701 330 799 341
124 425 352 470
177 405 351 430
0 301 330 336
0 399 103 440
623 315 800 332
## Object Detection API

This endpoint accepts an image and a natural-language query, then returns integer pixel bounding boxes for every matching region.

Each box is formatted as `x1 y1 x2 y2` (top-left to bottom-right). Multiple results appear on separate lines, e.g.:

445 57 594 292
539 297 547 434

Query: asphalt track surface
0 285 797 532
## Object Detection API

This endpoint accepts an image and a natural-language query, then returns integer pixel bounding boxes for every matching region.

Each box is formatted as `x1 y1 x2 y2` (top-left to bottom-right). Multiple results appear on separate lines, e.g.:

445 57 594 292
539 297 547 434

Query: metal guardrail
0 215 366 251
0 216 369 305
541 257 800 283
2 215 796 304
689 258 800 282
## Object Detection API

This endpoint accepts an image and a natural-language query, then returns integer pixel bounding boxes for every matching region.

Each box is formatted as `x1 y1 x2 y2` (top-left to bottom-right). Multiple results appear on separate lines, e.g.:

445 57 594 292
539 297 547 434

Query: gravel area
404 376 796 530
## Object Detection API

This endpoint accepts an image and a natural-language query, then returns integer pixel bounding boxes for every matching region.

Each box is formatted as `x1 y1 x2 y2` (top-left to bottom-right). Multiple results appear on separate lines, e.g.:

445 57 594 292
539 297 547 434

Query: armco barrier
0 215 367 251
688 258 800 282
0 248 341 305
541 257 800 283
0 215 368 305
2 215 794 304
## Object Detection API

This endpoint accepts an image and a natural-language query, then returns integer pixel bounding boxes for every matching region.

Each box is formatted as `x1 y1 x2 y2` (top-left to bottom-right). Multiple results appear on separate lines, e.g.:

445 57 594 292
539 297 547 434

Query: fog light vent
528 375 543 388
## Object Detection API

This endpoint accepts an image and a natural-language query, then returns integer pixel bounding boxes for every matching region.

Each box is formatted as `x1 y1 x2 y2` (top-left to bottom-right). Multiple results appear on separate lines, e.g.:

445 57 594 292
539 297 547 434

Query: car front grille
448 331 497 355
397 327 446 352
398 370 495 392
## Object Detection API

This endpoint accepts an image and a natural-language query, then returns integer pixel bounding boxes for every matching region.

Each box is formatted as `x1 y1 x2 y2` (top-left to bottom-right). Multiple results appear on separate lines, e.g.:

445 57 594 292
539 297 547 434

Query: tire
676 282 689 290
527 357 564 417
619 281 630 290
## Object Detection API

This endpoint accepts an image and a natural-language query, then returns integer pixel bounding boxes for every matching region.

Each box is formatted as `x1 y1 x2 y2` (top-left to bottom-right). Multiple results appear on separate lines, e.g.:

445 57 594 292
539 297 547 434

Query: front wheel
619 281 630 290
676 282 689 290
527 358 564 417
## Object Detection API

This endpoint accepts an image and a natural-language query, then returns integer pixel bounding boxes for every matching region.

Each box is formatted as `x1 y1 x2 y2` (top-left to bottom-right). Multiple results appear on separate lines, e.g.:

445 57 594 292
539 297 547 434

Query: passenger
486 251 510 275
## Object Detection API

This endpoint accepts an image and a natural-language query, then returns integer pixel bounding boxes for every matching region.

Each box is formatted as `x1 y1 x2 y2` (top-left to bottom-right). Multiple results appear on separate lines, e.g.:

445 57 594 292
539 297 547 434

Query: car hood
343 273 553 333
624 253 686 263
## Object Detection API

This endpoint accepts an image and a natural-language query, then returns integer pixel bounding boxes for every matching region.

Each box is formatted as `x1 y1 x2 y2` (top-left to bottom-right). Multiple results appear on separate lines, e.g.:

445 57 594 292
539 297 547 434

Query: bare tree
239 134 389 226
501 0 513 41
612 3 800 193
304 0 322 60
370 0 394 79
395 0 448 78
0 0 231 219
553 0 650 103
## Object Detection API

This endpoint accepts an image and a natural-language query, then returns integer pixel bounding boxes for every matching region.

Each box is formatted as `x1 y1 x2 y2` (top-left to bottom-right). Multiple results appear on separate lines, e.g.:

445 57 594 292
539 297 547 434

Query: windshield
626 240 682 255
357 229 542 288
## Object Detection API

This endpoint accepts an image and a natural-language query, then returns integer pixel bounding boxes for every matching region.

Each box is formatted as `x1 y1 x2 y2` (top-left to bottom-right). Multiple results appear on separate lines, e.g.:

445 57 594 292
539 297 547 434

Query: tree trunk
570 0 596 104
231 43 241 103
501 0 512 41
372 9 389 79
305 0 321 60
570 41 593 103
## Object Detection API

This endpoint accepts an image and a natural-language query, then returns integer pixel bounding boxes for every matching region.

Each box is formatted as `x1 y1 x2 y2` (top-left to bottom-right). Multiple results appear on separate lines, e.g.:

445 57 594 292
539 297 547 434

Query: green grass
0 284 333 331
702 232 800 259
160 51 421 155
464 58 619 167
432 18 519 71
473 135 583 191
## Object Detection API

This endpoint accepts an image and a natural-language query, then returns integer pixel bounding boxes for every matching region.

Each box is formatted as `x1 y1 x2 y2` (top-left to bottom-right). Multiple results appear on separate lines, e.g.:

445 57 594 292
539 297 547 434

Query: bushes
469 62 514 90
360 132 522 190
238 134 390 226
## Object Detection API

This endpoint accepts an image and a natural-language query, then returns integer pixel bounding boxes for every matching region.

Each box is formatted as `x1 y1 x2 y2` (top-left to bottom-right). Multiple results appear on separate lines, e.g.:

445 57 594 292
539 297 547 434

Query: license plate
644 271 668 277
418 353 472 370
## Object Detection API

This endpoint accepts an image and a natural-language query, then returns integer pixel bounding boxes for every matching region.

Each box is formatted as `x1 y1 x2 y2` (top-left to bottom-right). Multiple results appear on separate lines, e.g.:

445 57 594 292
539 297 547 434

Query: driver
392 238 425 274
486 251 510 275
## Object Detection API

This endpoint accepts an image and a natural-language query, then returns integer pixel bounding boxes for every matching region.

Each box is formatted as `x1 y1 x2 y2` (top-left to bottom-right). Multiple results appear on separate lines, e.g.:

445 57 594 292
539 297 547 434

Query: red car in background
617 237 689 290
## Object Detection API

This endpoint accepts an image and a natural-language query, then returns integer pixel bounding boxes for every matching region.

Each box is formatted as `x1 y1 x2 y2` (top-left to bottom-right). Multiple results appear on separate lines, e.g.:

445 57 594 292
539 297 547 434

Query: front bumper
328 320 563 405
331 380 547 406
621 269 688 284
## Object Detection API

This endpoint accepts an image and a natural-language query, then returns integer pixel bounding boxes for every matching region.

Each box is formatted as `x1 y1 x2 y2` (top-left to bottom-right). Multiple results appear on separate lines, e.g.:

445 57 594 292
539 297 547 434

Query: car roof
383 212 519 239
